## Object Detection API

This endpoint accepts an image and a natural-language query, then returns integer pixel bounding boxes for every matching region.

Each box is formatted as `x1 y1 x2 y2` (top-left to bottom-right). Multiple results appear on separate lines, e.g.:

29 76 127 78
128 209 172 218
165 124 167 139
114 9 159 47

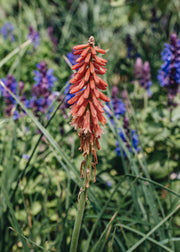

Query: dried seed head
88 36 95 46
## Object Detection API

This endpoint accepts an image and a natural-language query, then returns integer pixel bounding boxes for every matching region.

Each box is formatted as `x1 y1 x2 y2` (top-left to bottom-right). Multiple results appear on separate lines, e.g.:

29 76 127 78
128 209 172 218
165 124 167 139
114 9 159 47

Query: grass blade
127 204 180 252
117 223 173 252
0 40 32 69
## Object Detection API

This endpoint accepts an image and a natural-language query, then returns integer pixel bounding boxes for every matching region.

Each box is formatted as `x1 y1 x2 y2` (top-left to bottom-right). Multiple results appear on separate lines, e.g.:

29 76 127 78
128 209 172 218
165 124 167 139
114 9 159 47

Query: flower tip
88 36 95 46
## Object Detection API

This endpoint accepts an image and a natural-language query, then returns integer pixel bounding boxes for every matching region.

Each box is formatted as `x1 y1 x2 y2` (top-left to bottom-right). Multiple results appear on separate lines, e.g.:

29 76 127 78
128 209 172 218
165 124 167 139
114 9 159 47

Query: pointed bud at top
170 33 178 46
121 89 128 100
134 57 143 79
111 86 119 98
88 36 95 46
143 61 150 75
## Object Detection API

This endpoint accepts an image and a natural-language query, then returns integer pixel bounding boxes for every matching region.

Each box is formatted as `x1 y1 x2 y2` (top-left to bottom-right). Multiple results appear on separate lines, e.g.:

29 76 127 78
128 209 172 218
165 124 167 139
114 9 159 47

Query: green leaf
31 202 42 216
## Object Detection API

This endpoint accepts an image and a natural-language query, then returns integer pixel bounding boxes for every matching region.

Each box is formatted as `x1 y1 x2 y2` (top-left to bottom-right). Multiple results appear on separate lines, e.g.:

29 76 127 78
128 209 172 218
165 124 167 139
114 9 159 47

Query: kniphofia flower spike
68 36 110 187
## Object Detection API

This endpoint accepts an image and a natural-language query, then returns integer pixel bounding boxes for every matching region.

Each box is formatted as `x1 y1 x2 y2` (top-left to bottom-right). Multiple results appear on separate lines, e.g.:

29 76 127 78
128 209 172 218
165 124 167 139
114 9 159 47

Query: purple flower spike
63 50 81 107
116 116 140 157
63 81 74 107
0 76 30 119
13 110 20 120
66 51 79 66
134 57 152 96
28 26 40 49
0 75 17 117
48 27 58 51
1 22 15 42
106 86 126 123
29 61 57 117
134 58 143 79
141 61 152 96
157 33 180 107
111 86 119 98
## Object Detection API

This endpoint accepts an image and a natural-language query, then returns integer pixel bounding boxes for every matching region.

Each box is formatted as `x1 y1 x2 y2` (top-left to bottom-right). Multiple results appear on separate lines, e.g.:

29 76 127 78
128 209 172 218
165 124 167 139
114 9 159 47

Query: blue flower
111 99 126 119
24 99 31 109
63 50 81 106
29 61 57 117
0 75 27 120
0 75 17 105
134 58 152 96
1 22 15 42
66 52 79 66
33 62 57 92
157 33 180 106
116 129 139 157
106 86 126 122
106 181 113 187
157 44 172 88
28 26 40 49
22 154 30 160
13 110 19 120
64 82 74 106
46 69 57 89
115 116 140 157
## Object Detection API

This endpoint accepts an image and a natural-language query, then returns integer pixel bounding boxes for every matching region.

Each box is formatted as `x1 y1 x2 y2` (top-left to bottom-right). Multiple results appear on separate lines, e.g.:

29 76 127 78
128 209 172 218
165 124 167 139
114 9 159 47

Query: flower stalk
70 149 92 252
158 33 180 110
69 36 109 251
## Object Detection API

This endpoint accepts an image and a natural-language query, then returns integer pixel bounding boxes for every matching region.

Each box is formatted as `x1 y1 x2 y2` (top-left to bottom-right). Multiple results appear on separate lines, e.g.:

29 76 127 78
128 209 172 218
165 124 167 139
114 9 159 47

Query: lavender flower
141 61 152 96
33 62 56 91
106 86 126 122
48 27 58 51
66 51 79 66
0 76 28 120
157 33 180 107
134 57 152 96
13 110 19 120
22 154 30 160
29 62 57 117
61 50 82 116
28 26 40 49
134 58 143 79
63 81 75 106
106 181 113 187
1 22 15 42
0 75 17 117
116 116 139 157
63 50 81 106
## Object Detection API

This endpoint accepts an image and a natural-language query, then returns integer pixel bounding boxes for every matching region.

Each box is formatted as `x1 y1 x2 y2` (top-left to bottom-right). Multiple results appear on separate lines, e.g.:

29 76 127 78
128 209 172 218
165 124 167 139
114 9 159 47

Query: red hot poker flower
68 36 110 187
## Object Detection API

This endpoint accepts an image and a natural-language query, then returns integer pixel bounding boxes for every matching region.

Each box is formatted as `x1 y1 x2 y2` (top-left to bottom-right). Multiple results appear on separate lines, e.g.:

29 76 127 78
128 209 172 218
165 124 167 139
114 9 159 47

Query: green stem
70 151 92 252
70 187 88 252
144 91 148 110
0 39 31 69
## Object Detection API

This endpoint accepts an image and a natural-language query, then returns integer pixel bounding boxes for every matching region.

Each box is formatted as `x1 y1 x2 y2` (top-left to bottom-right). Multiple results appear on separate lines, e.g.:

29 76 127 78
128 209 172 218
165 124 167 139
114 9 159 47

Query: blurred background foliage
0 0 180 251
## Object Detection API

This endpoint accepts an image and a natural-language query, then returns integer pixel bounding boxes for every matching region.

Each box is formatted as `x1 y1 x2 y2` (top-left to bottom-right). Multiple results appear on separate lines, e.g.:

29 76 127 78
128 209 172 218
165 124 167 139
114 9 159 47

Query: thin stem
144 91 148 109
0 39 32 69
70 150 92 252
70 188 88 252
